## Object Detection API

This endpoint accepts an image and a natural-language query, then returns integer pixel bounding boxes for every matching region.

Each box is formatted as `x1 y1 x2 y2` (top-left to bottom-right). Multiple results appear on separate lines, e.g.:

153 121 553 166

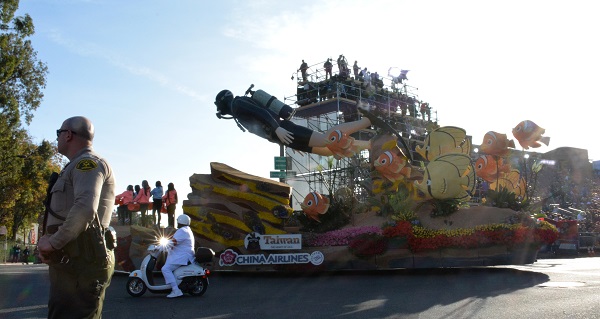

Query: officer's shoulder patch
75 159 98 171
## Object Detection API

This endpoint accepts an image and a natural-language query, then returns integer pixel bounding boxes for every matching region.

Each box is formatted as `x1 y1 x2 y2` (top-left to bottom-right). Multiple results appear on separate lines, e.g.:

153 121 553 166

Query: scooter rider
162 214 195 298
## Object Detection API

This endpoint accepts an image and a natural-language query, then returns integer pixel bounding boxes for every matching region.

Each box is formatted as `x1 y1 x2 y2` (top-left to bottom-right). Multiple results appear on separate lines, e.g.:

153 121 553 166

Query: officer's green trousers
47 250 115 319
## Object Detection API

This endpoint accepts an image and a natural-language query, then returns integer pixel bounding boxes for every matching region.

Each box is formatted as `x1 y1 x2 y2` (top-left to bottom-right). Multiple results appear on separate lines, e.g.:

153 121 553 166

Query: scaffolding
282 59 439 209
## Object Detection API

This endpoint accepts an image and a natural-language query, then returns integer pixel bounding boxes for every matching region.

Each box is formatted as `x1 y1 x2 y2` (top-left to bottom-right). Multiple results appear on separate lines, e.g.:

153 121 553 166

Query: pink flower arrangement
348 233 389 258
382 220 559 252
304 226 382 247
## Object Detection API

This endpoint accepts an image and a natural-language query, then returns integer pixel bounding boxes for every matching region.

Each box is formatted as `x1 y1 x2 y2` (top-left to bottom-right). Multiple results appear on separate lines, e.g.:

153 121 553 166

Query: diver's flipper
358 107 413 163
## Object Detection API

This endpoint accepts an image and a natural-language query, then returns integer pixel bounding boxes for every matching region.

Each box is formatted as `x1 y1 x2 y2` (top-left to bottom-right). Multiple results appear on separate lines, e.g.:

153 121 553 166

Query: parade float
116 58 559 272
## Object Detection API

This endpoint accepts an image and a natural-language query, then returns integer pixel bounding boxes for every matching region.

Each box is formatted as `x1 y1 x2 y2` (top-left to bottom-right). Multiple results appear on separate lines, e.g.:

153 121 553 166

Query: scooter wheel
126 277 147 297
188 277 208 296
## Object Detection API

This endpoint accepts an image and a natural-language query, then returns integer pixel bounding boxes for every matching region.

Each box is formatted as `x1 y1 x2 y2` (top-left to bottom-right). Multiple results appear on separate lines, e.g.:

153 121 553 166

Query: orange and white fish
479 131 515 157
490 169 527 199
374 150 411 182
512 120 550 150
474 155 511 182
300 191 330 222
325 129 358 159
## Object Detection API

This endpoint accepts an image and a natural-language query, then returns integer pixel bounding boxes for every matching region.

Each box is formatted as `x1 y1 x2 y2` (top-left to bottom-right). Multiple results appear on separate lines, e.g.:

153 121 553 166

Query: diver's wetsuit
230 96 314 152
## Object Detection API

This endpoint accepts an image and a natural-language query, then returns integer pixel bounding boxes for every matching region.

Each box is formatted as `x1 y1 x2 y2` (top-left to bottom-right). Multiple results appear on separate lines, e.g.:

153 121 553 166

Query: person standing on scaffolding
323 58 333 80
337 54 348 77
353 61 360 80
298 60 309 82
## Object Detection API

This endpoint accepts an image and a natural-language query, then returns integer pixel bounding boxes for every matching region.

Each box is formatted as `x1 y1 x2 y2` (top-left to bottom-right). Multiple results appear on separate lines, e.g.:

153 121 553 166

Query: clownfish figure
479 131 515 157
374 150 411 182
474 155 511 182
325 130 358 159
512 120 550 150
300 191 330 222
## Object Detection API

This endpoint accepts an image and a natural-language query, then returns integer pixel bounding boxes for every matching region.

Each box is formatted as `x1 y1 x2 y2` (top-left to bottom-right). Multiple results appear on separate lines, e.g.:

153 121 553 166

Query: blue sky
17 0 600 212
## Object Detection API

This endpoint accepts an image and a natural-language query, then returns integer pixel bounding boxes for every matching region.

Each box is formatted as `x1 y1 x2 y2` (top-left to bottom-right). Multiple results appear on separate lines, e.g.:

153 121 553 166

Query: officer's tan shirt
47 147 115 250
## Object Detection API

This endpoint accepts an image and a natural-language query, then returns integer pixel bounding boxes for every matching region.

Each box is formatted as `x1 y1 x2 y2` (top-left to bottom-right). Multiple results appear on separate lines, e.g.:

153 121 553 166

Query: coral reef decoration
182 162 293 251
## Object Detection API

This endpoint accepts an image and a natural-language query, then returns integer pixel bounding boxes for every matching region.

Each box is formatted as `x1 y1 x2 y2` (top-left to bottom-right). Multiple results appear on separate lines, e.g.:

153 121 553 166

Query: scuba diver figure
214 85 373 157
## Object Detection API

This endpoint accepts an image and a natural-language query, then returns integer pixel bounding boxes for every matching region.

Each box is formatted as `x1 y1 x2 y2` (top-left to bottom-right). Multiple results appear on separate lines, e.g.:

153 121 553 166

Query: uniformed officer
38 116 116 319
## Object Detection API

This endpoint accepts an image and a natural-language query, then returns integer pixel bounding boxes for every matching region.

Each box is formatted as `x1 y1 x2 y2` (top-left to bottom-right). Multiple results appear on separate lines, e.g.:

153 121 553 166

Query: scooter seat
195 247 215 263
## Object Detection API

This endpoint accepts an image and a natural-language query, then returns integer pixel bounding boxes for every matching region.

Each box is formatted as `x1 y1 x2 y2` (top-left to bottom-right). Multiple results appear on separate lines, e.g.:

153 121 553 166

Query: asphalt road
1 257 600 319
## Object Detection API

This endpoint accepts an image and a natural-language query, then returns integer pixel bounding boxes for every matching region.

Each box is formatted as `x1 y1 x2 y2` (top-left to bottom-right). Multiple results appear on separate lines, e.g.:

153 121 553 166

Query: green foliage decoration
421 198 466 218
486 186 529 211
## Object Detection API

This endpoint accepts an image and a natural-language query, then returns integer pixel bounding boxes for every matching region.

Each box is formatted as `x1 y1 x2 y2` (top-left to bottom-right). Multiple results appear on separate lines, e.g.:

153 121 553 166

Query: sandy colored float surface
416 204 518 230
344 204 518 230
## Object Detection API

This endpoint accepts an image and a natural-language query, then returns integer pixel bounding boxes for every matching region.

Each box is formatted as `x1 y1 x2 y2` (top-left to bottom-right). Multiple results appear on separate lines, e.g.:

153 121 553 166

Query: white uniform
161 226 195 287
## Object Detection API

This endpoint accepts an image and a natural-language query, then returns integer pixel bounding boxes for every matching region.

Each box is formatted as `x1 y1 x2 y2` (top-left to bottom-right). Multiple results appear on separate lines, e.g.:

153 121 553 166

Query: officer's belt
46 223 107 235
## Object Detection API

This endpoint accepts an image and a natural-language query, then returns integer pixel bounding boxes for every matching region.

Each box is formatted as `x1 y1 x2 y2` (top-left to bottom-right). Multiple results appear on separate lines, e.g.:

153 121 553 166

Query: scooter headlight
158 237 171 247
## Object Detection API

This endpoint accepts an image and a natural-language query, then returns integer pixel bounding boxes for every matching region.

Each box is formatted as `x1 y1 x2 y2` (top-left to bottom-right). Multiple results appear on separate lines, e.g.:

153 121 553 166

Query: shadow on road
194 267 550 317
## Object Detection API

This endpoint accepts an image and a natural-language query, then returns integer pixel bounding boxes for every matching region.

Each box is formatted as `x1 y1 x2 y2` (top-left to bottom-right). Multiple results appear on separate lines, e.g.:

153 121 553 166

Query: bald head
63 116 94 142
57 116 96 159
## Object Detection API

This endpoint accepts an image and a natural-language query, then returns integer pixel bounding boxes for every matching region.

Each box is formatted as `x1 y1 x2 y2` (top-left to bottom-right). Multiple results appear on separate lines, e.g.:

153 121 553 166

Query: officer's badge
76 159 98 171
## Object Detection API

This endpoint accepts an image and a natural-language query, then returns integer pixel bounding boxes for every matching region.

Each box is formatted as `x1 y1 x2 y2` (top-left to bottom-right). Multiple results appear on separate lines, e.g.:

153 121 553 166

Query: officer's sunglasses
56 129 77 138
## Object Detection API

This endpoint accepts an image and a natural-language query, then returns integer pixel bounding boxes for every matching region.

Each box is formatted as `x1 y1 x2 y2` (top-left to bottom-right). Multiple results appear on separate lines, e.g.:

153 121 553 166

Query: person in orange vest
116 185 134 225
133 180 152 227
162 183 178 228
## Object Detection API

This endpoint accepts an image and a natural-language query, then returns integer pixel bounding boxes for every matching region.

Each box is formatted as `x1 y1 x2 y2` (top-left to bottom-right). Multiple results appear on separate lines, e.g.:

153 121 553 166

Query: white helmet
176 214 191 226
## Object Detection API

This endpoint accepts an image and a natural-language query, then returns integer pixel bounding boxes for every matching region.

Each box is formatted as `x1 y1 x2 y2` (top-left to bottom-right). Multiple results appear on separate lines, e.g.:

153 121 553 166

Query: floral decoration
304 226 382 247
382 220 558 252
348 233 389 258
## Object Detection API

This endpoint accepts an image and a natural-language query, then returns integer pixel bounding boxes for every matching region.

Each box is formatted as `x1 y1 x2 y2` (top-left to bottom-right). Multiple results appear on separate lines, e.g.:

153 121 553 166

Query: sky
15 0 600 214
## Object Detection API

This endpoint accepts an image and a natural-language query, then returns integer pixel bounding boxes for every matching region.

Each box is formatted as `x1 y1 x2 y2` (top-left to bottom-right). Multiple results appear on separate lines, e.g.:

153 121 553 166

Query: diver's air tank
252 89 294 120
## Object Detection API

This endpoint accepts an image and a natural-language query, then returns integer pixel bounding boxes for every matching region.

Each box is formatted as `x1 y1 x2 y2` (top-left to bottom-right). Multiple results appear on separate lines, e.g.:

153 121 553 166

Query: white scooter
126 237 215 297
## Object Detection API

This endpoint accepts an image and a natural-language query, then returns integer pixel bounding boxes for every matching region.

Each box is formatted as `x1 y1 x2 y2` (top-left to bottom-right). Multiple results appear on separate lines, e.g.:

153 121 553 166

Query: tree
0 126 28 211
0 0 49 238
1 0 47 125
8 139 61 240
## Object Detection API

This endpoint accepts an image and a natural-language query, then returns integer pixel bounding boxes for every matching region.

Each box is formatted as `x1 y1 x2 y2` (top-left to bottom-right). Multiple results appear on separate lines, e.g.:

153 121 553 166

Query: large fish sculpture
474 154 511 182
325 129 359 159
479 131 515 157
414 153 476 200
374 149 411 182
512 120 550 150
490 169 527 199
415 126 471 161
300 191 330 222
